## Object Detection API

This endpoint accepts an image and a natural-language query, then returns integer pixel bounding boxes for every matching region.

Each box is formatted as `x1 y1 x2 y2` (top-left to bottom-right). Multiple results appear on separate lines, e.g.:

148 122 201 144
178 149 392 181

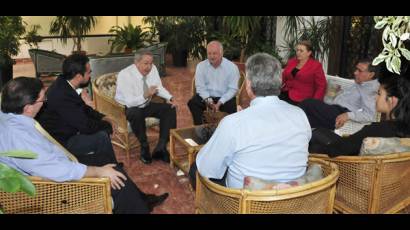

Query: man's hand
335 112 349 129
81 89 95 109
237 105 243 112
167 98 177 108
98 164 127 190
214 101 222 112
144 86 158 99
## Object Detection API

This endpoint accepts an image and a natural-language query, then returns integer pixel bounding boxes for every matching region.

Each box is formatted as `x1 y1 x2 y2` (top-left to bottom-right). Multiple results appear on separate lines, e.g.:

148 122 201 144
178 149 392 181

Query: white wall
16 16 146 59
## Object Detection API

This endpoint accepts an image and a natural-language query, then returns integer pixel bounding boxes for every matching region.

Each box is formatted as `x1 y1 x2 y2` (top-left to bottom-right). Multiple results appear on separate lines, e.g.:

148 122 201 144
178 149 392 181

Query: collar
206 57 225 68
1 112 35 128
66 80 76 90
250 95 279 107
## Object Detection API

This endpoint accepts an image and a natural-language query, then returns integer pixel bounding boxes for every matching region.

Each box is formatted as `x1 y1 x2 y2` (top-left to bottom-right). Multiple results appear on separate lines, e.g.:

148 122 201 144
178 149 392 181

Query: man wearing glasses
299 58 380 130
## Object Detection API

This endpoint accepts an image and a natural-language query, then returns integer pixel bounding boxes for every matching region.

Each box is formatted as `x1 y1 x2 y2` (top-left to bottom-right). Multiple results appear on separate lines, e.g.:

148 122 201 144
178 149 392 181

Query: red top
281 57 327 102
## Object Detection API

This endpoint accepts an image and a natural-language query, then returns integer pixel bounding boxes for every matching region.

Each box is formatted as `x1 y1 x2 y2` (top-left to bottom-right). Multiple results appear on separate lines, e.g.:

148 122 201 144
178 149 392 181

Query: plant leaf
375 20 388 29
391 56 401 74
0 150 37 159
400 32 410 41
400 48 410 60
390 33 397 48
16 175 36 196
372 54 387 66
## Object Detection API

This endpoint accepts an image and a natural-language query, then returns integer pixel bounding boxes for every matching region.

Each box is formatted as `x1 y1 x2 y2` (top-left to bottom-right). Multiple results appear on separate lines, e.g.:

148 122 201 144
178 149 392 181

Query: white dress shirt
115 64 173 108
195 57 240 104
333 79 379 122
196 96 311 188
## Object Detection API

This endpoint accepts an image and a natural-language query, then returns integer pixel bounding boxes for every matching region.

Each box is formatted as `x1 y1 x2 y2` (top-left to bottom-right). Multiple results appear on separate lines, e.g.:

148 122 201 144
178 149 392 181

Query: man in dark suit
36 54 116 166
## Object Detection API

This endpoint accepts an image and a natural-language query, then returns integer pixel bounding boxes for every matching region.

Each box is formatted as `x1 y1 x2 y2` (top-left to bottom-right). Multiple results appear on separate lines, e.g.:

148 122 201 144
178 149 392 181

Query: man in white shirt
189 53 311 189
115 50 177 164
188 40 240 125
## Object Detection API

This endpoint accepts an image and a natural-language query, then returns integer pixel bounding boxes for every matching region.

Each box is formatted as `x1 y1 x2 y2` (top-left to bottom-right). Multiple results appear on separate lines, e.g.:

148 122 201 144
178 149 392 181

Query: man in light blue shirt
189 53 311 189
299 58 380 130
0 77 167 213
188 40 240 125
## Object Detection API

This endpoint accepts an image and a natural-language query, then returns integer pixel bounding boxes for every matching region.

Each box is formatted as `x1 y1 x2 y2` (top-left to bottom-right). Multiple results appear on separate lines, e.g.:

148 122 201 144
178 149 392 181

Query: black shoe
140 146 152 164
144 193 169 212
152 148 170 163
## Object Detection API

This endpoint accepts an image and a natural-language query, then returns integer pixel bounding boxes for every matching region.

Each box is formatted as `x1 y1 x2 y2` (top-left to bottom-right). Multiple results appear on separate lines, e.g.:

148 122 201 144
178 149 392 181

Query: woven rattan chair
92 72 163 161
0 176 112 214
195 158 339 214
310 152 410 213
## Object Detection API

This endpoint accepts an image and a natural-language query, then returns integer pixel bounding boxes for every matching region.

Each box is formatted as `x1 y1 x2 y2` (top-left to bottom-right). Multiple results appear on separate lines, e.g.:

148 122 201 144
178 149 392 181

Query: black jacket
309 121 401 157
36 77 112 146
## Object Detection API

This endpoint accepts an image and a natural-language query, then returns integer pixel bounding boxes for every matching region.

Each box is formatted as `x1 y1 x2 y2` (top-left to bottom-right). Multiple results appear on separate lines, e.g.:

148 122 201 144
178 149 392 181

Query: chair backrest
28 49 66 78
0 177 112 214
195 158 339 214
92 73 128 132
310 152 410 213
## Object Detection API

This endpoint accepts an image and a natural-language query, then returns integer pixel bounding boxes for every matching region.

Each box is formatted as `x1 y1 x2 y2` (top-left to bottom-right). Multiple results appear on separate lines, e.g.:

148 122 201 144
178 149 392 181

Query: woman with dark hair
309 74 410 157
279 40 327 105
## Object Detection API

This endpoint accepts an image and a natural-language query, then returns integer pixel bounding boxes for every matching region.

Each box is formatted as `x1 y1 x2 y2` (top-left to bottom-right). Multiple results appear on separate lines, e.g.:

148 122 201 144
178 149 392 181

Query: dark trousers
66 131 118 166
126 102 177 146
187 94 237 125
298 98 350 130
111 165 150 214
66 132 150 213
278 91 299 106
188 162 227 190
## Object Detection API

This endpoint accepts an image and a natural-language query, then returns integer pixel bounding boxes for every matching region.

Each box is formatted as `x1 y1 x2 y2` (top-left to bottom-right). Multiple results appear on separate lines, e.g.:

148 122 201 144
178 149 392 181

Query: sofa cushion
95 73 118 98
324 80 342 104
243 164 324 190
359 137 410 156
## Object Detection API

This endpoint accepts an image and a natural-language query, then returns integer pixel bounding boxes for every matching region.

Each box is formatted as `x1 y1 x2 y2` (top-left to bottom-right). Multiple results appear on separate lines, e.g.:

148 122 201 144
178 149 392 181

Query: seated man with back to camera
115 49 177 164
299 58 380 130
189 53 311 189
0 77 168 214
187 40 240 125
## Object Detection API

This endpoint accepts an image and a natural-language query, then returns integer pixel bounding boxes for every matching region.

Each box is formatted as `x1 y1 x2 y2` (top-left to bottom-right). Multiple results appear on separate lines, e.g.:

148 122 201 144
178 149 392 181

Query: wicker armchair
92 72 162 161
0 176 112 214
195 158 339 214
310 152 410 213
28 49 66 78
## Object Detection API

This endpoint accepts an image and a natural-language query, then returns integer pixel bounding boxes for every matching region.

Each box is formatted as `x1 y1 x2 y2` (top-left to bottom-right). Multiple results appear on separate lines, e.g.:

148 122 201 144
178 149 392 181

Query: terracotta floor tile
13 60 197 214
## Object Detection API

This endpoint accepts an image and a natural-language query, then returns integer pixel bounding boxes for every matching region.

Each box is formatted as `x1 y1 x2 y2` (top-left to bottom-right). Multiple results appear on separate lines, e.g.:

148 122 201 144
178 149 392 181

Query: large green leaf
0 150 37 159
0 163 36 196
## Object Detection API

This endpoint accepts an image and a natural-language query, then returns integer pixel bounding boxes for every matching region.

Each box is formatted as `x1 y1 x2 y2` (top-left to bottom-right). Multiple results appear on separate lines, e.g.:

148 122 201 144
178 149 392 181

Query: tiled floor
13 58 198 214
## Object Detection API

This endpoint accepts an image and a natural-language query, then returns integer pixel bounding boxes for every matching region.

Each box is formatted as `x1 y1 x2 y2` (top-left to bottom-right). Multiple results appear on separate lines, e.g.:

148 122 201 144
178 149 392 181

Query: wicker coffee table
169 124 213 174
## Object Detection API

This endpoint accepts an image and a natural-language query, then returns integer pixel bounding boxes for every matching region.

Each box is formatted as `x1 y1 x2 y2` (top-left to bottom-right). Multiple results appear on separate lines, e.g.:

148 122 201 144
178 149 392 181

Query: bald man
188 41 240 125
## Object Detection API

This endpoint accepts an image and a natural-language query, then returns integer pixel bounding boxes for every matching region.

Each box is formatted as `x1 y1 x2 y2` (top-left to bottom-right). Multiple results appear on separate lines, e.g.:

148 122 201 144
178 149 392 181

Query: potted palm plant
0 16 25 88
49 16 97 54
24 24 43 49
108 24 150 53
143 16 206 67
